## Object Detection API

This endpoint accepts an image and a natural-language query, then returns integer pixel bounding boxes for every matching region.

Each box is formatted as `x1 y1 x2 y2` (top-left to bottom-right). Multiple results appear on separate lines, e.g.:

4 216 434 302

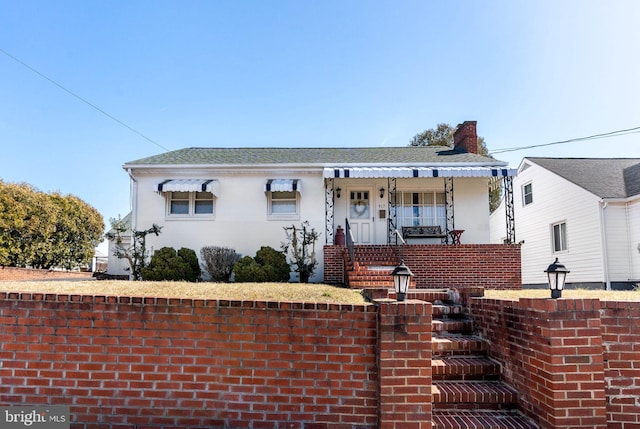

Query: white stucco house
108 121 518 282
490 157 640 289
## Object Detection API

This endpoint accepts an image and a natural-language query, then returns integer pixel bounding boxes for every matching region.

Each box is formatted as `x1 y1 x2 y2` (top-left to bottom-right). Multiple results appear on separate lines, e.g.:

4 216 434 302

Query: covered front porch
322 166 517 246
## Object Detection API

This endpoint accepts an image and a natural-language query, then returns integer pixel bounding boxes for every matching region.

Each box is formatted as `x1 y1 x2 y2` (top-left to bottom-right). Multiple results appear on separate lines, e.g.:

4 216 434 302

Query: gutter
122 161 512 170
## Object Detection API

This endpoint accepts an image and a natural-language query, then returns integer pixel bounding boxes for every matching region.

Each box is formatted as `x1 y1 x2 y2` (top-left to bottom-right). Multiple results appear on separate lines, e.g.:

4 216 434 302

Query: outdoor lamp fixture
391 260 414 302
379 187 385 198
545 258 570 299
336 187 342 198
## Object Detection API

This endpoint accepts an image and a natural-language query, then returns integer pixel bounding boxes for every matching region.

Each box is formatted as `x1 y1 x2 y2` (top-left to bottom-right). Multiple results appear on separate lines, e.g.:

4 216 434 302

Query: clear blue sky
2 0 640 251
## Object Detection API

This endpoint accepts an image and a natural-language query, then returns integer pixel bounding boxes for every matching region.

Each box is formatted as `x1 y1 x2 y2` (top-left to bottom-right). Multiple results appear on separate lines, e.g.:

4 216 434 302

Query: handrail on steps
344 218 356 270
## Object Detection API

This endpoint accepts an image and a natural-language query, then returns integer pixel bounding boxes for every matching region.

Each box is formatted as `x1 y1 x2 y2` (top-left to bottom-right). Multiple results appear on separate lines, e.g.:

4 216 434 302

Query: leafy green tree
105 216 162 280
47 193 104 269
0 180 103 269
141 247 201 282
409 123 500 211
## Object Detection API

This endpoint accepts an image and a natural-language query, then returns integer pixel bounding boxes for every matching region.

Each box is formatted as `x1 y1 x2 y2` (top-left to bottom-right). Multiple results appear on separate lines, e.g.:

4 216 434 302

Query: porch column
325 178 335 245
444 177 454 243
504 176 516 244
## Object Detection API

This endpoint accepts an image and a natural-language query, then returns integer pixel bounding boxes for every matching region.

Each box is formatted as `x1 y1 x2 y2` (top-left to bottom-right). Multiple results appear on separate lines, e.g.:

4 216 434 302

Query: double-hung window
391 191 446 230
523 182 533 206
169 191 215 216
157 179 218 218
266 179 301 219
552 221 567 253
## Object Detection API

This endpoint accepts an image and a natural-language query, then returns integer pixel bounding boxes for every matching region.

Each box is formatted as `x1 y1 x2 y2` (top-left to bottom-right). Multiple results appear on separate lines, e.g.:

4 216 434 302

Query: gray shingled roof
125 146 504 166
526 157 640 198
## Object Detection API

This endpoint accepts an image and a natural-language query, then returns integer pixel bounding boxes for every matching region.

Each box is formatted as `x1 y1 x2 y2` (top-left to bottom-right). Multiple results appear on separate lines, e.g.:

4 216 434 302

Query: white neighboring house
107 121 517 282
490 157 640 289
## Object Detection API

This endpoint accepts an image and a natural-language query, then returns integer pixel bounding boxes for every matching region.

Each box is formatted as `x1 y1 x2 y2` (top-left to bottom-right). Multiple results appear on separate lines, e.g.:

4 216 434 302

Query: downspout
599 199 611 290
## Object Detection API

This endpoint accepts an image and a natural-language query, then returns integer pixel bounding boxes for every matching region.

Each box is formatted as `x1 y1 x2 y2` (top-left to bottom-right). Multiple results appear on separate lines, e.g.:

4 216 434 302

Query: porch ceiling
323 167 517 179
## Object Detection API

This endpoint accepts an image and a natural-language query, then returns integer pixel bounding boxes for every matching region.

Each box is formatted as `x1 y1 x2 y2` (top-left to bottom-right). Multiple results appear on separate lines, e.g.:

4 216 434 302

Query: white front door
348 189 373 244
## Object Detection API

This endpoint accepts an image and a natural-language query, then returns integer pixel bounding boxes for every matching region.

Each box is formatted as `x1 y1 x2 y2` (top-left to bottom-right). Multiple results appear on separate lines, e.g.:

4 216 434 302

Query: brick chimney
453 121 478 154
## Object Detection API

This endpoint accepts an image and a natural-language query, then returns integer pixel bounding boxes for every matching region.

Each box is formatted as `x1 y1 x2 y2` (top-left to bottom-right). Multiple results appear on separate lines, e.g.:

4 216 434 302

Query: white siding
603 203 633 282
515 161 604 285
625 200 640 282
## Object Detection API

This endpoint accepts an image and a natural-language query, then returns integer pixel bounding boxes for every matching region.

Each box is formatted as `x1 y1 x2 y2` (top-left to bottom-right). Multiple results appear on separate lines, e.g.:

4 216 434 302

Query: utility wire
491 126 640 155
0 47 173 153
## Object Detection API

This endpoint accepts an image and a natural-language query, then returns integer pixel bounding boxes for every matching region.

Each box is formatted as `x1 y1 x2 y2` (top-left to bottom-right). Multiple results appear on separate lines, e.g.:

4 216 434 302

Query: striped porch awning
265 179 301 192
323 166 517 179
156 179 219 194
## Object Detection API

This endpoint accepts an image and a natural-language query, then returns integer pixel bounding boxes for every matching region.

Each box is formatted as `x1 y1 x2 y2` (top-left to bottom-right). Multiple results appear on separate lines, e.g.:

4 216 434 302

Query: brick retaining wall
470 297 640 429
0 292 431 428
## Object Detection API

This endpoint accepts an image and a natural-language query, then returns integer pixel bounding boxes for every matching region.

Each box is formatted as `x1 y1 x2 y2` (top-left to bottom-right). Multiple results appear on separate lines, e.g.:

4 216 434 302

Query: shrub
233 246 290 283
142 247 201 282
200 246 241 282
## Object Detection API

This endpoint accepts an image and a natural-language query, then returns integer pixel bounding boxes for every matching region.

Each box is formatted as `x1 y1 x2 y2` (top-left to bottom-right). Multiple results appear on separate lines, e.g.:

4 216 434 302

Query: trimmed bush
233 246 290 283
142 247 201 282
200 246 241 282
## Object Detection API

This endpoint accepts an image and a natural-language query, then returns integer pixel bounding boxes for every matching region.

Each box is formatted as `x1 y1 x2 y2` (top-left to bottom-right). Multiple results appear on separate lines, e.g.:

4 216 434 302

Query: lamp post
545 258 570 299
391 260 414 302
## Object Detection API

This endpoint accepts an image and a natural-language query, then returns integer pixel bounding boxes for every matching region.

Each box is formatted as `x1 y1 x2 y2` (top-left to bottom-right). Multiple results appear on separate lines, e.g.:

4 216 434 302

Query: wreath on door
352 200 368 216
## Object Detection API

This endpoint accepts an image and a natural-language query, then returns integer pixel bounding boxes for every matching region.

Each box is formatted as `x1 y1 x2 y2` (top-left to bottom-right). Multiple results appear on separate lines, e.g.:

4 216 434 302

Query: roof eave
123 160 510 170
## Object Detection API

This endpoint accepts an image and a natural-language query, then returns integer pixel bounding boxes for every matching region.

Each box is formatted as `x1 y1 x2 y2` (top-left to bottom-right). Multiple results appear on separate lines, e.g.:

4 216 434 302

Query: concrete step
433 410 538 429
433 334 487 356
432 356 501 381
432 381 519 410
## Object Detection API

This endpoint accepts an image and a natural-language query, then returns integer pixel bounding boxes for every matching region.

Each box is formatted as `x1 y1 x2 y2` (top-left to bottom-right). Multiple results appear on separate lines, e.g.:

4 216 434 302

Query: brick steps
433 410 538 429
345 253 537 429
432 319 473 334
432 356 501 380
429 289 538 429
432 381 519 410
433 334 488 356
433 304 464 317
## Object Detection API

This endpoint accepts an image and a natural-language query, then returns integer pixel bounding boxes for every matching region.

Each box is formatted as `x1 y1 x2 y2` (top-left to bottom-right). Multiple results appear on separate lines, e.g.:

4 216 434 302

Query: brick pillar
323 245 345 285
520 298 607 429
376 299 432 429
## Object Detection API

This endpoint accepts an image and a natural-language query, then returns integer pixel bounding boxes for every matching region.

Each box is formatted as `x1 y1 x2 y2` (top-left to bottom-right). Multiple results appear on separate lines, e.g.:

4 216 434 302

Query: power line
0 47 173 153
490 126 640 155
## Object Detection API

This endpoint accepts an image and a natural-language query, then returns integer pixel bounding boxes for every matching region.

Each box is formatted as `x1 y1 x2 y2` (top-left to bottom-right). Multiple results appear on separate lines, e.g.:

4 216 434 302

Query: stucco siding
132 171 327 282
516 163 604 285
452 178 490 243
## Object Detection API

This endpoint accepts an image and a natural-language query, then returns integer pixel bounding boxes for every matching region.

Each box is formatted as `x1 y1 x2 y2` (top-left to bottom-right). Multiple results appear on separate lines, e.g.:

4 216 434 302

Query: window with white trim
552 221 567 252
391 191 446 230
268 191 299 218
168 191 215 217
522 182 533 206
